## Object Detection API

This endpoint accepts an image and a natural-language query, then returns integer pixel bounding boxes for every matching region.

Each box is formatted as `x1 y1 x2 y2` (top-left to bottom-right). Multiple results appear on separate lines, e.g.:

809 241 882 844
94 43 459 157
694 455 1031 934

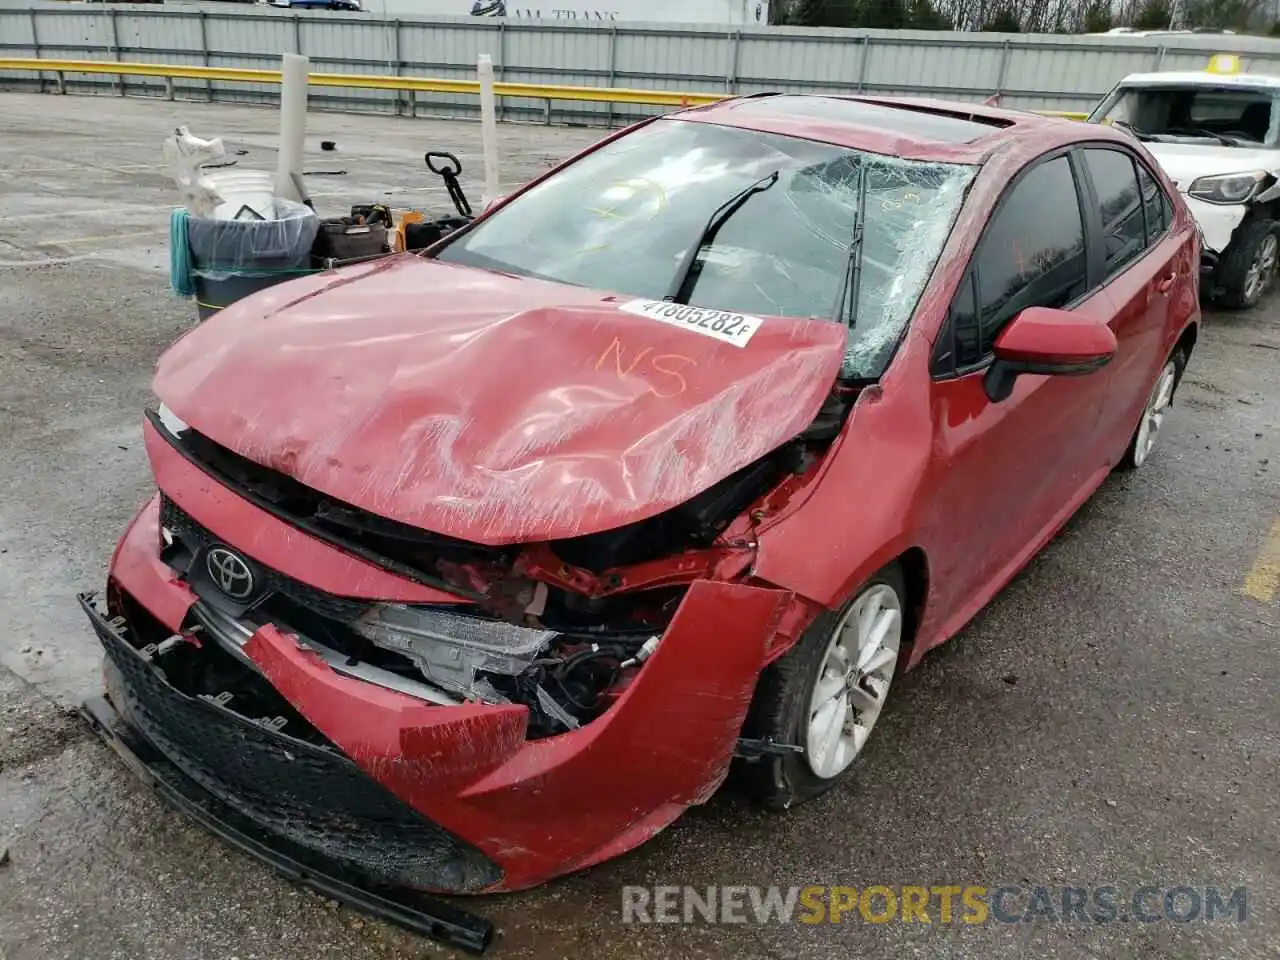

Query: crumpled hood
1144 142 1280 192
154 254 848 545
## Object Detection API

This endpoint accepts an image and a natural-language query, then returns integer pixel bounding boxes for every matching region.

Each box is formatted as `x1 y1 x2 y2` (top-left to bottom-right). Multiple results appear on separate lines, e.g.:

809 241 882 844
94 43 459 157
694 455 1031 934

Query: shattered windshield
1092 84 1280 146
435 118 976 378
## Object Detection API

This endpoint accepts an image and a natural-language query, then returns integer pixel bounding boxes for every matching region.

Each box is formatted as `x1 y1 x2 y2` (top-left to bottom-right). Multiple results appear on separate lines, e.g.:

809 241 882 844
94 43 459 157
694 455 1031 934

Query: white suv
1088 60 1280 308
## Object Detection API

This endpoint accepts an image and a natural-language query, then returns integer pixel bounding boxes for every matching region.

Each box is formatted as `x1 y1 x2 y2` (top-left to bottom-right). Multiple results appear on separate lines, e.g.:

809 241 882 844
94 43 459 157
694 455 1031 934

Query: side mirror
984 306 1117 403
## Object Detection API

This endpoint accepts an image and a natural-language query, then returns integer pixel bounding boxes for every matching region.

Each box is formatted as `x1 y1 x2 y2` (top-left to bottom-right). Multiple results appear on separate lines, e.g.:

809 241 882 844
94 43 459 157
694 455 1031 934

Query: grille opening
111 580 333 748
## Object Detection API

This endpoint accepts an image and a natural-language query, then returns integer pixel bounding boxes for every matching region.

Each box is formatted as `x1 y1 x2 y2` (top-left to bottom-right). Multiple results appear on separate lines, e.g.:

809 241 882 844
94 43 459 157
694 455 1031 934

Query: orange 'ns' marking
596 337 652 377
595 337 697 398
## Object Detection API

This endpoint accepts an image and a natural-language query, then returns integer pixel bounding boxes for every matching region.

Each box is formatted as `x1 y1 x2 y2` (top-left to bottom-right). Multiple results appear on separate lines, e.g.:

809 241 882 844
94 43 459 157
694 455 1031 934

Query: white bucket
206 169 276 221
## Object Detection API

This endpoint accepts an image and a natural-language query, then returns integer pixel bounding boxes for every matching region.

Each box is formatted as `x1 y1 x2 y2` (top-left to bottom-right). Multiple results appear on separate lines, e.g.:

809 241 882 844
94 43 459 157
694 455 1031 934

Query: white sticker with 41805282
617 299 763 348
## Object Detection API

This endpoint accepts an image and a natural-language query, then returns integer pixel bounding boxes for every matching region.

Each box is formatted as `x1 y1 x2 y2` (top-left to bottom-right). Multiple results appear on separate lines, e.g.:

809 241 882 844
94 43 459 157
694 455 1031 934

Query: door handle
1156 271 1177 294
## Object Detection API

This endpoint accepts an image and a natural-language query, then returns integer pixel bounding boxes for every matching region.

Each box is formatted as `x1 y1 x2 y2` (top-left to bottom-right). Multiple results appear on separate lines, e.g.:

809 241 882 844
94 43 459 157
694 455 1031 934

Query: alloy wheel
804 583 902 780
1132 360 1178 468
1244 232 1278 304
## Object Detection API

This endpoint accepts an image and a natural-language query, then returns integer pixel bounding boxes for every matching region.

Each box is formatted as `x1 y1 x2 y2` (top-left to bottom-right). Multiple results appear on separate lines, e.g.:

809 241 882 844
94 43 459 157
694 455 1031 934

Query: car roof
672 93 1106 165
1117 70 1280 90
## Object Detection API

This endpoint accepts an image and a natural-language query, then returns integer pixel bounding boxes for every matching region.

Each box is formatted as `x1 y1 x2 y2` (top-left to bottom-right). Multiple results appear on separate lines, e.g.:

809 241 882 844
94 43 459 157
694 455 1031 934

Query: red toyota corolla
80 94 1199 948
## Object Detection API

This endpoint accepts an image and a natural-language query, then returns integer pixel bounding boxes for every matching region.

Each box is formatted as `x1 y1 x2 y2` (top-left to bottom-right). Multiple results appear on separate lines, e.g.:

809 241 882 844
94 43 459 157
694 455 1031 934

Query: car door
924 151 1114 617
1077 145 1185 459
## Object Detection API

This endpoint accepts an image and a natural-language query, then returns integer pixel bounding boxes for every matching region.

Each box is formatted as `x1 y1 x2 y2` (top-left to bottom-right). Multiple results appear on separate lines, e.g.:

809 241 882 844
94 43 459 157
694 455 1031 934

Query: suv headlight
1187 171 1271 205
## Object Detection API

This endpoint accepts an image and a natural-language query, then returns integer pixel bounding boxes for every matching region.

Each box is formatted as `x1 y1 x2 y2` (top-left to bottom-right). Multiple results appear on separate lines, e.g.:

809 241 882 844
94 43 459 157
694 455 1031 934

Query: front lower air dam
76 509 792 955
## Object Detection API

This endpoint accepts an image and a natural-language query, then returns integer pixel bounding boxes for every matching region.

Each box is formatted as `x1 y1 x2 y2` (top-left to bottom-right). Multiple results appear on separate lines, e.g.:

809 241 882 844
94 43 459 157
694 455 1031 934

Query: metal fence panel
398 19 495 118
400 18 493 70
0 9 32 55
112 10 195 95
302 15 393 67
24 9 109 57
115 10 200 61
8 5 1280 122
202 11 293 104
616 28 732 87
866 36 1003 97
518 21 612 76
0 10 35 82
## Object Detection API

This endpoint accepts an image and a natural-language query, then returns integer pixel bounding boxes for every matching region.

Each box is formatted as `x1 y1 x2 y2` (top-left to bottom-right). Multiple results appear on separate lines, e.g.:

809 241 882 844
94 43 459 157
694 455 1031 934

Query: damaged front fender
245 579 791 891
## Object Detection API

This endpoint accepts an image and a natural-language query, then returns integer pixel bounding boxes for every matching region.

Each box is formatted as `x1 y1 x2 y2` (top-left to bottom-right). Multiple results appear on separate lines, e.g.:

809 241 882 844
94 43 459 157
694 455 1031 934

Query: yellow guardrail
0 57 723 107
0 57 1087 117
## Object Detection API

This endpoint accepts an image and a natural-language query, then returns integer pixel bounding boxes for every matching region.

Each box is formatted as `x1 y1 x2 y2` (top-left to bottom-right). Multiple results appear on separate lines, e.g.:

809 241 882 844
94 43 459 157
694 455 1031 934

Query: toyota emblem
205 546 256 601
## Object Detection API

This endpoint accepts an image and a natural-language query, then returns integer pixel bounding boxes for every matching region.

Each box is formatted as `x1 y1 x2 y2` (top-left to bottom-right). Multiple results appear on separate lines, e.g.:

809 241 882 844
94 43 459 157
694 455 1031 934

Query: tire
734 563 906 810
1214 218 1279 310
1116 346 1188 471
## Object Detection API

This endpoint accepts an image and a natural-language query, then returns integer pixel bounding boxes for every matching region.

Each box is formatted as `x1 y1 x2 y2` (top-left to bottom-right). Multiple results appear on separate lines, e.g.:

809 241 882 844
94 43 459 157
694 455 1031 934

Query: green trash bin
186 199 320 321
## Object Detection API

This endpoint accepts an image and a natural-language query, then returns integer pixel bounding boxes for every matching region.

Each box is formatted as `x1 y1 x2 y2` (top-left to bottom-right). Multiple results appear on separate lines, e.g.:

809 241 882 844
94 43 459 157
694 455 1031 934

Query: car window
1083 148 1147 280
933 271 981 372
1136 160 1167 245
1091 84 1279 146
1191 92 1265 125
436 117 977 380
973 155 1088 355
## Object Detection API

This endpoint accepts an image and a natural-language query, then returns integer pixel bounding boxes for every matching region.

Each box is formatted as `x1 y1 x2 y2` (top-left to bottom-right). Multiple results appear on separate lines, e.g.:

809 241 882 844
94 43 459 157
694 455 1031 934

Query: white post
478 53 502 208
275 53 310 203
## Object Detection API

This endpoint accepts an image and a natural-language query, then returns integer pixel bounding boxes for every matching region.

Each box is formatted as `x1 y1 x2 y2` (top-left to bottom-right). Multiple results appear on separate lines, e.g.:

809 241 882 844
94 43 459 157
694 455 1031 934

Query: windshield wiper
1167 126 1244 146
664 170 780 304
829 161 869 330
1111 119 1155 142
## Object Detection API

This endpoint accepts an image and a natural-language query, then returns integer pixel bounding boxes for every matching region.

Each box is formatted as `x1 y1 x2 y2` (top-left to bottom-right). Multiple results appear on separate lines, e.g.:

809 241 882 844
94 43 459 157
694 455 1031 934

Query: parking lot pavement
0 92 1277 960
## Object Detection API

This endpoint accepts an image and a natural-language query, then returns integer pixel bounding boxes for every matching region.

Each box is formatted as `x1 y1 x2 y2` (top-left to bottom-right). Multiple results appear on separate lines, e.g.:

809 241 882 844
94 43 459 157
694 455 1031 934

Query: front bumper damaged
82 495 792 949
78 594 498 954
1182 194 1248 261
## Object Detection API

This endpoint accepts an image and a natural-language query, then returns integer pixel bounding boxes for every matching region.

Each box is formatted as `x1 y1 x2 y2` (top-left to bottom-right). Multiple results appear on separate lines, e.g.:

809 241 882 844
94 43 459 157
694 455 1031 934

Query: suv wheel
1215 218 1278 309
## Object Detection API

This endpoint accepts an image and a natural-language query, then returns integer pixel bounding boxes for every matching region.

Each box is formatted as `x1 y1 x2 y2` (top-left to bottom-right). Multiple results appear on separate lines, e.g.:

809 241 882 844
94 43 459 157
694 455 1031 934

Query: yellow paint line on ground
1242 515 1280 603
38 229 165 247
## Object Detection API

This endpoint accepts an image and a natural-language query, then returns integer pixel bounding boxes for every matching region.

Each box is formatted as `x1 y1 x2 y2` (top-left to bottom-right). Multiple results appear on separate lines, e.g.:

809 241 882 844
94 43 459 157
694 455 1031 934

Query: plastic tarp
187 199 320 281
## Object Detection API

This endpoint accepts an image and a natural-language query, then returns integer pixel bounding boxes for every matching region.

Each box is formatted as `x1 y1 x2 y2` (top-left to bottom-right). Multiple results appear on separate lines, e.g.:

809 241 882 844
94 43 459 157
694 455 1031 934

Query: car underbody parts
733 737 805 761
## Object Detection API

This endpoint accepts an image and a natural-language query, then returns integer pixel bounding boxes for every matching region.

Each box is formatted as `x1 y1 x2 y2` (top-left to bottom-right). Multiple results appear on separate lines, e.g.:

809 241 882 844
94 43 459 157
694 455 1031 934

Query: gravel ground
0 92 1277 960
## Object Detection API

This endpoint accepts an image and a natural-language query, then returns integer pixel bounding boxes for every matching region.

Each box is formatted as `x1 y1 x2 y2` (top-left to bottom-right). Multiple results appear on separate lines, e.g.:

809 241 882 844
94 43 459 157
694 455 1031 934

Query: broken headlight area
348 603 663 737
158 494 673 739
